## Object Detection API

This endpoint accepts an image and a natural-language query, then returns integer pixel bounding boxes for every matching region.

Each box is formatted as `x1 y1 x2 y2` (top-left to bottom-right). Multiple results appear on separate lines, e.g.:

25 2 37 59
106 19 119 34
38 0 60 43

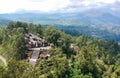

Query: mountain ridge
0 8 120 26
0 8 120 41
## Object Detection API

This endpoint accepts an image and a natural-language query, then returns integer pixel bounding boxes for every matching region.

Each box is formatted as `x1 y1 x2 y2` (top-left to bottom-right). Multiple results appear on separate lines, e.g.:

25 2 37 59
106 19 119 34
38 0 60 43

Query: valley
0 0 120 78
0 8 120 42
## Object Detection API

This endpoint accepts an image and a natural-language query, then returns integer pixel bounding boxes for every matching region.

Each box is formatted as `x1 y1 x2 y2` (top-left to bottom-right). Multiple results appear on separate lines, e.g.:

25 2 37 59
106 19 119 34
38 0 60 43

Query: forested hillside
1 10 120 42
54 25 120 42
0 21 120 78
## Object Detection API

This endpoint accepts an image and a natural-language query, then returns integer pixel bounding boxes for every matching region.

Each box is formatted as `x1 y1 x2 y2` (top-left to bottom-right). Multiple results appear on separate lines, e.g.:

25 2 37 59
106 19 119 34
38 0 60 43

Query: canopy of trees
0 21 120 78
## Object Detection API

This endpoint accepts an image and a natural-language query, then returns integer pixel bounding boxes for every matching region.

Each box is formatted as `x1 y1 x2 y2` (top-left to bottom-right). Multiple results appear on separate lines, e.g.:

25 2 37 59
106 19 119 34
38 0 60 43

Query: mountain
0 8 120 41
76 10 120 26
0 18 11 25
0 8 120 26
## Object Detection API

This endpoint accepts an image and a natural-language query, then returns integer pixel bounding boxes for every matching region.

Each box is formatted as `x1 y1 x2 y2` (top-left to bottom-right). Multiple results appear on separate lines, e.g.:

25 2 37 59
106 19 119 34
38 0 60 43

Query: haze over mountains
0 0 120 41
0 0 120 26
0 8 120 26
0 8 120 41
1 1 120 77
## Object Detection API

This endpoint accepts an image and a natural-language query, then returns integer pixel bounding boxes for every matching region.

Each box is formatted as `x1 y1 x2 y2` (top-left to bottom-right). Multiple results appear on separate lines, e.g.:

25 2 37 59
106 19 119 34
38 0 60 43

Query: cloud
0 0 28 13
0 0 70 13
69 0 118 7
62 0 120 12
23 0 71 12
0 0 119 13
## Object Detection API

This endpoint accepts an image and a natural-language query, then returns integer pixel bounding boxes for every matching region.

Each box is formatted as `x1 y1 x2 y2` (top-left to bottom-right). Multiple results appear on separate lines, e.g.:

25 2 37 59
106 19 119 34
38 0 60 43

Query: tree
11 28 26 60
0 66 7 78
7 60 39 78
44 26 61 46
8 21 28 34
76 35 88 48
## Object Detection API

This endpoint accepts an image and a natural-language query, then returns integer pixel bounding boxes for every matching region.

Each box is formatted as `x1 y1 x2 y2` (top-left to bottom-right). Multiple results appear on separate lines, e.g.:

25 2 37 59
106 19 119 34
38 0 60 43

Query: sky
0 0 120 14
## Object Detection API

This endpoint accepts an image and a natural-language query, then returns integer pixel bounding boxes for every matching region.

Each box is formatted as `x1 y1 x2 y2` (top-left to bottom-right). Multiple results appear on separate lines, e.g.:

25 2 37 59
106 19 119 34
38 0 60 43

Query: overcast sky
0 0 120 14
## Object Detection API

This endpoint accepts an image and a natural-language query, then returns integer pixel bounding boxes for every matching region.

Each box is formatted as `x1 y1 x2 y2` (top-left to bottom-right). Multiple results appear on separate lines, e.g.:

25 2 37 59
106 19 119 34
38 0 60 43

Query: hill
0 21 120 78
0 8 120 41
0 18 11 25
0 8 120 26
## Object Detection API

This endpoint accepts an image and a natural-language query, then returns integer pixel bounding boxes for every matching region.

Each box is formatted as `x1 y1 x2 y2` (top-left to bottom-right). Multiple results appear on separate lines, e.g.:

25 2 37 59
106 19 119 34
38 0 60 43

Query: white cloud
81 1 91 6
0 0 119 13
76 0 117 7
0 0 70 13
23 0 71 12
0 0 28 13
94 0 116 4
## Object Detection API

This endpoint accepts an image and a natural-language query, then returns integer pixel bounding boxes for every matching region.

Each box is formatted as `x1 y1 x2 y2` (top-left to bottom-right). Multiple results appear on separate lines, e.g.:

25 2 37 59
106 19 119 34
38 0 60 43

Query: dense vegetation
1 10 120 42
0 21 120 78
54 25 120 42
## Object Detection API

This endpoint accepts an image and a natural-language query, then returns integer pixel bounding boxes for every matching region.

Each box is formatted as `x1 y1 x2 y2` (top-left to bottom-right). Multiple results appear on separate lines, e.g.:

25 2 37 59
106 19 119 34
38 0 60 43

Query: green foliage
27 23 43 37
69 64 92 78
44 26 61 46
0 21 120 78
0 65 7 78
0 60 39 78
10 29 26 59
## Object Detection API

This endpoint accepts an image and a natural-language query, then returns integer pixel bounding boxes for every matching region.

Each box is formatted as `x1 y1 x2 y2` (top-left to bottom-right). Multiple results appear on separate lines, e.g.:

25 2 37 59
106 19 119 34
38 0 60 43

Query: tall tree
44 26 61 46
